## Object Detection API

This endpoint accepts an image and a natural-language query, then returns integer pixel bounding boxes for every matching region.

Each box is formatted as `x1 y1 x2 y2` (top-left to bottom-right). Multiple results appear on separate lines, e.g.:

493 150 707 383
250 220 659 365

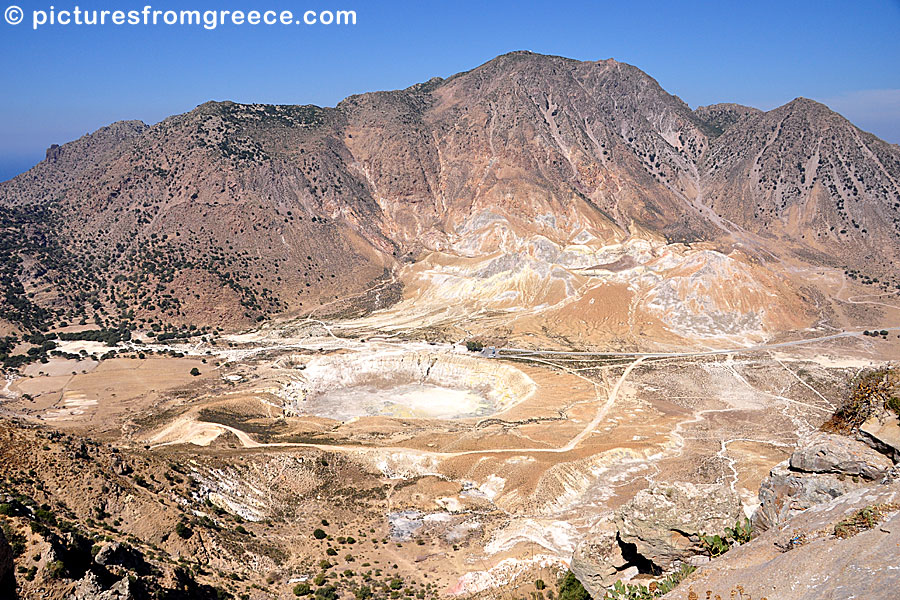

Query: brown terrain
1 52 900 600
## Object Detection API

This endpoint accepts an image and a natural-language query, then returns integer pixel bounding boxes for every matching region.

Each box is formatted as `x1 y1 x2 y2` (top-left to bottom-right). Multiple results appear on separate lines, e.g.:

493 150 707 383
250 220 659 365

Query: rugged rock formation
614 482 743 570
572 428 899 598
661 481 900 600
72 572 134 600
788 431 892 480
571 482 742 597
0 525 15 599
861 413 900 462
92 542 150 575
755 431 894 531
652 427 900 598
570 517 632 597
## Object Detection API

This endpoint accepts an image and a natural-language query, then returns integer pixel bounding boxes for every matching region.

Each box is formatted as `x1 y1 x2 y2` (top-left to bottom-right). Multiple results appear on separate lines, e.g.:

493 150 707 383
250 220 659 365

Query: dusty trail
500 326 900 358
150 356 647 458
149 323 899 457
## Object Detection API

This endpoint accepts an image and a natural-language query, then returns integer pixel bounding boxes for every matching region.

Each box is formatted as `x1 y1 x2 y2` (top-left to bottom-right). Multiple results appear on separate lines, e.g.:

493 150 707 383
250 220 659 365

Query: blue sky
1 0 899 181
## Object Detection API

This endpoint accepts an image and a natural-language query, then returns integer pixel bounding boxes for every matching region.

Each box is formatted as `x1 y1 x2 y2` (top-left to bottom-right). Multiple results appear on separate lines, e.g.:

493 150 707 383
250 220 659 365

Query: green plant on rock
834 503 900 539
700 533 731 557
725 517 752 545
602 564 696 600
47 559 67 579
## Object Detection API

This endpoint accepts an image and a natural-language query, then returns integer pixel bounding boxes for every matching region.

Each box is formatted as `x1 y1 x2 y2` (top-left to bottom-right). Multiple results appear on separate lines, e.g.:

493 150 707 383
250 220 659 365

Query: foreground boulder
661 481 900 599
571 481 743 597
754 463 864 531
570 517 633 597
0 526 15 599
614 481 743 571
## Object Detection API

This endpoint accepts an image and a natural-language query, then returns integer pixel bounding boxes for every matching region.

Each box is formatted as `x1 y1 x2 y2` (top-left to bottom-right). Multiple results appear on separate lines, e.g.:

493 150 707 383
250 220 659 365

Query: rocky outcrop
654 428 900 598
570 517 632 597
614 482 743 571
0 526 15 599
571 482 742 598
660 482 900 600
93 542 150 576
754 463 862 531
754 430 894 531
861 413 900 463
789 431 892 479
71 571 134 600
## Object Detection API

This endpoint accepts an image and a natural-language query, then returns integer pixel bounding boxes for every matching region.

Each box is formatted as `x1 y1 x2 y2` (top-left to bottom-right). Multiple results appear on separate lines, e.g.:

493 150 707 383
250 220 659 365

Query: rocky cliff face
754 431 893 531
571 482 742 597
660 479 900 600
1 52 898 336
572 426 900 599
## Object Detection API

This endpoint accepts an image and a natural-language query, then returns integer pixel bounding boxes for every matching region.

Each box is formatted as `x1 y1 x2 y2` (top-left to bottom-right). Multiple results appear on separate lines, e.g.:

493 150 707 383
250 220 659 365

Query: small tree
175 521 193 539
47 560 67 579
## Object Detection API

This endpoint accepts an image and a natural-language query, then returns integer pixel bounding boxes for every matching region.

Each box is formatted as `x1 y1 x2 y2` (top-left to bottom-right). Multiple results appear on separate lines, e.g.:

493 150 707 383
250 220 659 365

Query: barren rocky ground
1 51 900 599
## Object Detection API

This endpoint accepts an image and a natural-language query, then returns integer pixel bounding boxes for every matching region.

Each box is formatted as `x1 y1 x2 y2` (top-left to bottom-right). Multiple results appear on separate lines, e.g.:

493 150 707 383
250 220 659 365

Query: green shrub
313 528 327 540
887 396 900 415
834 503 900 538
315 585 338 600
603 564 696 599
293 583 311 596
0 522 26 556
558 572 590 600
47 559 67 579
175 521 193 539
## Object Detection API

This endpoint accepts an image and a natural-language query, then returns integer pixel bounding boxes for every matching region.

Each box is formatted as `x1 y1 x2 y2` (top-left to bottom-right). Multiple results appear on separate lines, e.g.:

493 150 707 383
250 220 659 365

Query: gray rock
753 460 864 531
569 517 629 598
71 571 134 600
660 482 900 600
789 431 892 480
614 481 743 570
93 542 149 575
0 526 16 599
860 414 900 463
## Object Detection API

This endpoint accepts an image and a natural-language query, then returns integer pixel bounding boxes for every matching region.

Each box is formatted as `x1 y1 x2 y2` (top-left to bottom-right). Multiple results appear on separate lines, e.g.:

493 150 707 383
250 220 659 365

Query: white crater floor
307 383 491 420
280 350 537 421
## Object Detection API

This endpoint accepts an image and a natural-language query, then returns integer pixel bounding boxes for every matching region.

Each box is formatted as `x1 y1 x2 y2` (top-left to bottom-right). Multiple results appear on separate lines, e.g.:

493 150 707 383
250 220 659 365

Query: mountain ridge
1 51 898 344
